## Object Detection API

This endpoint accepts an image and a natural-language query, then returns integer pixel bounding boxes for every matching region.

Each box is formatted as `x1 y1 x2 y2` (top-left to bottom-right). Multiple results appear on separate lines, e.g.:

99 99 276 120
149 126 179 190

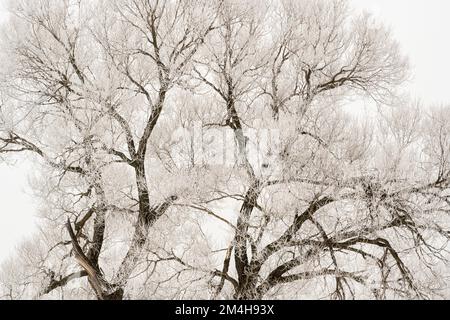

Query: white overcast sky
1 0 450 264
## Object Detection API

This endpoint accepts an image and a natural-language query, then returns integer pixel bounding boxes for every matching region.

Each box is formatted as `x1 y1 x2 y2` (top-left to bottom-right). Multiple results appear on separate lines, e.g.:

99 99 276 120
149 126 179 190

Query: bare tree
0 0 449 301
149 0 449 300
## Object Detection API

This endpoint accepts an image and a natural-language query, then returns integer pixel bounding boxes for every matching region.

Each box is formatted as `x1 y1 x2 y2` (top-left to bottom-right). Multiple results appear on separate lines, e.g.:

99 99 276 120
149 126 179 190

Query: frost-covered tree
0 0 221 300
1 0 449 300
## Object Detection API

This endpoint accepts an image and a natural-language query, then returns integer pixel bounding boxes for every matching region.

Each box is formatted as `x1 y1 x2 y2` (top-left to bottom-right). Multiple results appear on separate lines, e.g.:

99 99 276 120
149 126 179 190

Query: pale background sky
1 0 450 265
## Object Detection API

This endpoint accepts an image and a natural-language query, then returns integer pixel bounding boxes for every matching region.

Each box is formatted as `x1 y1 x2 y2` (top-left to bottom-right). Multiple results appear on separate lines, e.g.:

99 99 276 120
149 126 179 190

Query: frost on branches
0 0 449 300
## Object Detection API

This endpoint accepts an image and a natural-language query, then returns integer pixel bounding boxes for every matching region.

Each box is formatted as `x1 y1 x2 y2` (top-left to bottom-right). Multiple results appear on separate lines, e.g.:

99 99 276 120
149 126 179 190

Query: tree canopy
0 0 449 300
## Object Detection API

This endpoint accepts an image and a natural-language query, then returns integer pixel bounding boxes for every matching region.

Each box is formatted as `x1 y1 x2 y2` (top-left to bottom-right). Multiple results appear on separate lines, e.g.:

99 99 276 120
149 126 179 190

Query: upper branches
264 0 408 118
